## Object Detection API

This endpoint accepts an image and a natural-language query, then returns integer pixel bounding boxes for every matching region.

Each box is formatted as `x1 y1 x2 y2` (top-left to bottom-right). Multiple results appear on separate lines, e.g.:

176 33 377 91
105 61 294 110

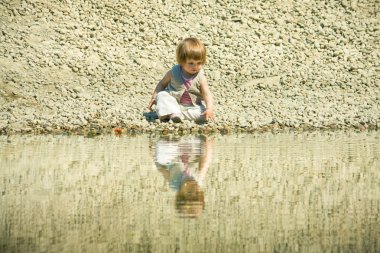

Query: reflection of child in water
153 135 213 218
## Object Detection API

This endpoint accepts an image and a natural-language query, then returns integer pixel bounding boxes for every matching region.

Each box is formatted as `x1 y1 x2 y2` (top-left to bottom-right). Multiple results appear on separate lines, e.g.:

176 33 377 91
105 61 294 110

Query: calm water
0 131 379 253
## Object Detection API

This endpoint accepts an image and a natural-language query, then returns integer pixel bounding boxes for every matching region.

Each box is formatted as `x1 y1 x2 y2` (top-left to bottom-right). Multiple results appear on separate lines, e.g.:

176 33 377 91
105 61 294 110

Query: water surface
0 131 379 252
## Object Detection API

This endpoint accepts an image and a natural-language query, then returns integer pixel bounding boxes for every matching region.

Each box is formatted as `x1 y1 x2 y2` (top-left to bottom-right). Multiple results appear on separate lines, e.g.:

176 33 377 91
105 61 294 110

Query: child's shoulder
169 65 182 79
171 64 181 72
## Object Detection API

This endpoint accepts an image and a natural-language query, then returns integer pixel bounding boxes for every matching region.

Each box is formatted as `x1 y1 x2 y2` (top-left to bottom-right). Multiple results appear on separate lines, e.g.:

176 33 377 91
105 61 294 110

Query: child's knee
156 91 168 100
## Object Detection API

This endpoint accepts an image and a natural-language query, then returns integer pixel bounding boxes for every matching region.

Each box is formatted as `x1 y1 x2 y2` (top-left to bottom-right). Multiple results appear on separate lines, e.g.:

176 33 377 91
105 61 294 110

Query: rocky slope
0 0 379 135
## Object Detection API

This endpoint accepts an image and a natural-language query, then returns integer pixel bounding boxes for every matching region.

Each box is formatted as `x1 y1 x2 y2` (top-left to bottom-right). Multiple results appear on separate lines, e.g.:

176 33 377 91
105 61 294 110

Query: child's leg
180 104 206 123
156 139 179 165
156 91 181 119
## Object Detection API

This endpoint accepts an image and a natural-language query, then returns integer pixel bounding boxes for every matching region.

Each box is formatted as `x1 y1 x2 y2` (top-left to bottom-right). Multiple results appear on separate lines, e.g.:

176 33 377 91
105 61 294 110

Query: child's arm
199 76 215 120
148 71 172 111
198 137 213 182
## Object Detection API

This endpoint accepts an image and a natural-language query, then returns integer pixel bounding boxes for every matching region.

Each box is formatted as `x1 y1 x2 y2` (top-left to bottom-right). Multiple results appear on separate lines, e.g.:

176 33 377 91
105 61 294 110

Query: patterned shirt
179 74 194 105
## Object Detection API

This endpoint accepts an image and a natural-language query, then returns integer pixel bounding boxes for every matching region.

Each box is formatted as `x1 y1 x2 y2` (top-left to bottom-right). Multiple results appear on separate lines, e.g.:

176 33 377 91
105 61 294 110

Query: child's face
181 59 203 75
176 179 205 218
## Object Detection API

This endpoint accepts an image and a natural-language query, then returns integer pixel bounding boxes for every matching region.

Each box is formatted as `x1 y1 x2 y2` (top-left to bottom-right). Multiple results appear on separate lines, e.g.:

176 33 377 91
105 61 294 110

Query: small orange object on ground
114 127 122 135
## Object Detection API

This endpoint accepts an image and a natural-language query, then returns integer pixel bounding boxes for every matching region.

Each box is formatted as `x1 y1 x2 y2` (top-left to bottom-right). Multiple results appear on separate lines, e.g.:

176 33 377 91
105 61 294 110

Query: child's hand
148 98 156 111
202 109 214 121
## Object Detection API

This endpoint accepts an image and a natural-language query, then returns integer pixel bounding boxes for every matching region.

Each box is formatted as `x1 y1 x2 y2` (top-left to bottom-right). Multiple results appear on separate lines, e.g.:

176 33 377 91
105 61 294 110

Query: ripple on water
0 131 379 252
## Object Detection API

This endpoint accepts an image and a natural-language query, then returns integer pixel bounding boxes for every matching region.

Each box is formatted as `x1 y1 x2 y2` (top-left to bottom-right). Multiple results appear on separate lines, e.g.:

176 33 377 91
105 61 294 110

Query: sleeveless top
179 74 194 105
166 65 204 105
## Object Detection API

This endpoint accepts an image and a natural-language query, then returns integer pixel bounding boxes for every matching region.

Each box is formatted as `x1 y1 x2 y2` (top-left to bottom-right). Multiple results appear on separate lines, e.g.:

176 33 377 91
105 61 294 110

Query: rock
238 117 248 127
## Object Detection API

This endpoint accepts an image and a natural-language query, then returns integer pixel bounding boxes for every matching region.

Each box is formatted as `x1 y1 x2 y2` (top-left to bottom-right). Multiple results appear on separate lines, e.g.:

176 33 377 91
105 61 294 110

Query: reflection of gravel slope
0 0 378 134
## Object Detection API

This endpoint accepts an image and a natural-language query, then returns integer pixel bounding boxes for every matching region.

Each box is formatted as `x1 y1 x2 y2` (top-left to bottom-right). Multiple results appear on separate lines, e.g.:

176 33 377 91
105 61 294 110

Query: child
152 135 213 218
148 37 214 123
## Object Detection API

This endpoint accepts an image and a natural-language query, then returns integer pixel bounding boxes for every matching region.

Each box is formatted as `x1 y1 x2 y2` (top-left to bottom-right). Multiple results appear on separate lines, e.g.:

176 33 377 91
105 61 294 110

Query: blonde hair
175 178 205 218
176 38 207 65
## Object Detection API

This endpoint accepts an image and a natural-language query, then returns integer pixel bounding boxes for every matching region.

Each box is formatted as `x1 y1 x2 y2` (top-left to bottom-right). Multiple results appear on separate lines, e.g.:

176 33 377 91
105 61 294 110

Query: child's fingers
202 111 215 121
148 99 156 110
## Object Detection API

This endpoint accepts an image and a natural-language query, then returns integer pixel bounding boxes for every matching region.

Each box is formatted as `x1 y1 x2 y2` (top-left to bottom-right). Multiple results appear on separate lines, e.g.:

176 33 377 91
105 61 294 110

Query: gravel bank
0 0 379 135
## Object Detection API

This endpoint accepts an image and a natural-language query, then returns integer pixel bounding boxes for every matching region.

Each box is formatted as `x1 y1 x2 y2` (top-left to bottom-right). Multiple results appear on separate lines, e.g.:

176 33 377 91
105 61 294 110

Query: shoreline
1 121 377 137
